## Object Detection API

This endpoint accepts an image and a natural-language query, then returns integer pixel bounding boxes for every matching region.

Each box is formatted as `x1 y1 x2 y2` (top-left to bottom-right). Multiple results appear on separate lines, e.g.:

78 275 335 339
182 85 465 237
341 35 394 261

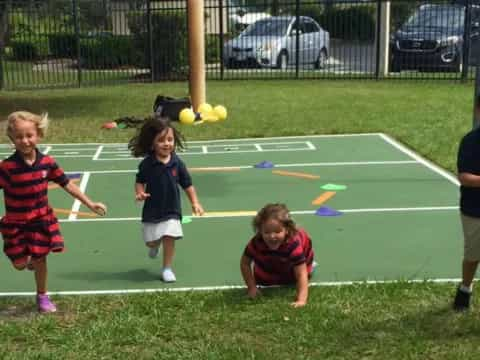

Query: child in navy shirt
129 116 204 282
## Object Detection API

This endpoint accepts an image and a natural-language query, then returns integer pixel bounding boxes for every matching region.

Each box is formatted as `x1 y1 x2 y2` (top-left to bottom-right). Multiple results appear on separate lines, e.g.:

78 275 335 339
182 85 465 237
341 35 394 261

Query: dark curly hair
128 115 185 157
252 203 297 239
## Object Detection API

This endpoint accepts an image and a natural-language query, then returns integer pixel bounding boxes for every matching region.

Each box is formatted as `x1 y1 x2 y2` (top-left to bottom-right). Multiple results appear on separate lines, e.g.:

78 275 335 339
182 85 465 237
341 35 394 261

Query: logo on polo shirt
41 170 47 179
171 168 177 177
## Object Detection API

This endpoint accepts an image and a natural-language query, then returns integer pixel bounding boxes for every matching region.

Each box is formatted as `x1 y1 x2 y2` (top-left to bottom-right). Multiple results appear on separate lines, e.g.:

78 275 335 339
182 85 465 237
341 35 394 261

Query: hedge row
9 33 140 69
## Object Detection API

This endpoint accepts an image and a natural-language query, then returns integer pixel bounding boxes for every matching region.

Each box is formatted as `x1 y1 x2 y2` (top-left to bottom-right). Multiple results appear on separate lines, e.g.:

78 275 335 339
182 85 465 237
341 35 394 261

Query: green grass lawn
0 79 477 359
2 60 140 89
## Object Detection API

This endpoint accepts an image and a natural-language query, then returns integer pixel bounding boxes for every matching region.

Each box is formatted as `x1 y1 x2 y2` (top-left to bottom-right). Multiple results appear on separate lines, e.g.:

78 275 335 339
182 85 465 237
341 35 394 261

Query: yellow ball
201 112 219 123
197 103 213 114
179 108 195 125
213 105 227 121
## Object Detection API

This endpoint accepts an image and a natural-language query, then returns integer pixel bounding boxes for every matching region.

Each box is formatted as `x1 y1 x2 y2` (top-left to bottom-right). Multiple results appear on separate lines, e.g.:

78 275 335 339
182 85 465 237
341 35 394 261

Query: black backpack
153 96 192 121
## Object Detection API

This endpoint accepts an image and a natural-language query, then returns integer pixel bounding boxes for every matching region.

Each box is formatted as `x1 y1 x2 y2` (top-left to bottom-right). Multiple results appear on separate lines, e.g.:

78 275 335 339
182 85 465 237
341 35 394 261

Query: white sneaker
162 268 176 282
148 247 159 259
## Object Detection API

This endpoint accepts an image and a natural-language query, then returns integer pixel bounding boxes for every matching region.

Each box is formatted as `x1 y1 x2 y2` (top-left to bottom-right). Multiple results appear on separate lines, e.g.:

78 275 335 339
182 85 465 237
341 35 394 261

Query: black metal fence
0 0 479 90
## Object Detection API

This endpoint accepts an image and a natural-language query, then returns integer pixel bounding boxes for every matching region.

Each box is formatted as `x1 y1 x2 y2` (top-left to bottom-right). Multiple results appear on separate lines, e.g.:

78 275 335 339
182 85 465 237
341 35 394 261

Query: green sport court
0 133 463 296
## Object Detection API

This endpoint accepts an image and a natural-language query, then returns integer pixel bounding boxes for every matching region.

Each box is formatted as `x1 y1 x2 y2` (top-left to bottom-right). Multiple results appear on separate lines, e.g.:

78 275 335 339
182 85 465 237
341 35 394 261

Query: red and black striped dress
243 228 315 286
0 150 69 265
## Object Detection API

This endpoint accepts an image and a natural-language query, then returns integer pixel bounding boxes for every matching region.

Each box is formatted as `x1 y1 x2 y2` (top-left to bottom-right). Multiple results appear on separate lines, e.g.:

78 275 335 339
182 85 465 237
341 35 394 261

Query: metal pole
295 0 299 78
219 0 224 80
375 0 381 80
72 0 82 87
462 0 472 82
0 39 4 90
473 66 480 129
147 0 154 82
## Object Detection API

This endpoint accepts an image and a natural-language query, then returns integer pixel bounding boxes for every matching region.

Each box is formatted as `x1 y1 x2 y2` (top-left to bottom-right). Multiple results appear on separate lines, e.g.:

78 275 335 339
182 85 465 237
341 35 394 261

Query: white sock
460 284 473 293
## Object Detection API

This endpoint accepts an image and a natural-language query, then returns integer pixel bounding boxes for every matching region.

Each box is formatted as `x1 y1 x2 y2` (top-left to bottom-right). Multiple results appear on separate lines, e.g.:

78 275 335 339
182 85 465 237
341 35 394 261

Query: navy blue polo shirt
136 152 192 222
458 127 480 217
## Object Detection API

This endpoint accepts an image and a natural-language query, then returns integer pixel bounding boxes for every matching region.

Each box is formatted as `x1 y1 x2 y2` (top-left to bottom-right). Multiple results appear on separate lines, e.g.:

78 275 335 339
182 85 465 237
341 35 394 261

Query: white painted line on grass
97 147 317 159
379 133 459 186
66 160 418 174
93 145 104 160
68 172 91 221
0 278 462 297
46 155 95 158
274 160 417 167
0 133 380 148
60 206 458 223
47 147 101 151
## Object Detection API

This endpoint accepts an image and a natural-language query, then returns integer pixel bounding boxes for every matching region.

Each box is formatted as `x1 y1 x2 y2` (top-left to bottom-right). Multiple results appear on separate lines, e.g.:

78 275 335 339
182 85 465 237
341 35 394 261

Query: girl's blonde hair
252 203 297 238
6 111 49 139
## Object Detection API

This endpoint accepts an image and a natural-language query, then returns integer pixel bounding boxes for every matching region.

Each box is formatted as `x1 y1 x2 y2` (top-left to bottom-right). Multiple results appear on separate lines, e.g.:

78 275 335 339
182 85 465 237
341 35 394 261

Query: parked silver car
223 16 330 69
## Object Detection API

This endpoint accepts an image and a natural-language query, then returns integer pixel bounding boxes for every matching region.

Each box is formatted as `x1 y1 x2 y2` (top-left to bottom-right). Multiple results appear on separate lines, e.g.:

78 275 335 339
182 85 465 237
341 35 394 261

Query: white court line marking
43 146 51 154
0 278 463 297
65 160 418 175
60 206 458 223
93 145 104 160
379 133 459 186
45 155 94 158
47 147 101 151
97 147 316 159
0 133 381 148
189 141 318 147
202 146 208 154
68 172 91 221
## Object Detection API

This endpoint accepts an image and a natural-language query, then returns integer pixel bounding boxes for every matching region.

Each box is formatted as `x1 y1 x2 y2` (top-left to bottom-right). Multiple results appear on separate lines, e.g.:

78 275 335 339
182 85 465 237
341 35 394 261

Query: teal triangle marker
321 183 347 191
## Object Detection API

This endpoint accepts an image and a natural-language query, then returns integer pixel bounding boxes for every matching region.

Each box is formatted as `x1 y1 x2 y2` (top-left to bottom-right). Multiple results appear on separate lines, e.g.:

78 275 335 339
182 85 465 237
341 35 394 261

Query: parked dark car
390 3 480 72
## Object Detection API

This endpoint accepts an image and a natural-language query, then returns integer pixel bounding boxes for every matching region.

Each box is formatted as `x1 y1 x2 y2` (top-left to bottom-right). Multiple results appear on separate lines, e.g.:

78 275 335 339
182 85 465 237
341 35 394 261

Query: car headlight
439 35 460 47
257 42 275 52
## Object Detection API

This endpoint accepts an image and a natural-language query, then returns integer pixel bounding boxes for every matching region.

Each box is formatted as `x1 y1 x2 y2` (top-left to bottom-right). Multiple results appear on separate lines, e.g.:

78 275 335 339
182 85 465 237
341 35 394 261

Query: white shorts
142 219 183 244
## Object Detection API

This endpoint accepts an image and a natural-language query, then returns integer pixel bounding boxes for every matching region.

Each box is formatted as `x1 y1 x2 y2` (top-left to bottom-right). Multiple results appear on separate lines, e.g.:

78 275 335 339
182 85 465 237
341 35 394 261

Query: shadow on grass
0 94 109 120
0 303 36 320
356 300 480 345
215 285 296 307
398 303 480 340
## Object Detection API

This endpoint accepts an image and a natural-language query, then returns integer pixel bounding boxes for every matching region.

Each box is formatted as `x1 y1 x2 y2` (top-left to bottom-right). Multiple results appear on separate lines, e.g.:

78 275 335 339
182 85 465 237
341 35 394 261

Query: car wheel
453 55 463 73
224 59 237 69
277 51 288 70
314 49 328 69
390 58 401 73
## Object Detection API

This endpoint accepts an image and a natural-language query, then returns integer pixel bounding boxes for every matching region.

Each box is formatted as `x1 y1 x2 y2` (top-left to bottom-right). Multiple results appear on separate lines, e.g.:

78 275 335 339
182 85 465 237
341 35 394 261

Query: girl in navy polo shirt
129 116 204 282
0 111 107 313
240 203 315 307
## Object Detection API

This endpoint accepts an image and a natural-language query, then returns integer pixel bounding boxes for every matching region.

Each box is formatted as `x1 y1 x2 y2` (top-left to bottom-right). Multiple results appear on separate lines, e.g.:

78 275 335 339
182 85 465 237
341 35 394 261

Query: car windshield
404 7 464 29
242 19 290 36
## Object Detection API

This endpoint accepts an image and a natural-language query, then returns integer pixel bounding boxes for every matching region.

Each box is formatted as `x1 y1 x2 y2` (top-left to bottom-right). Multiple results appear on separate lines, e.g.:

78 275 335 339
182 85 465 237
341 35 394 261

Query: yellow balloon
201 112 219 123
179 108 195 125
213 105 227 121
197 103 213 114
